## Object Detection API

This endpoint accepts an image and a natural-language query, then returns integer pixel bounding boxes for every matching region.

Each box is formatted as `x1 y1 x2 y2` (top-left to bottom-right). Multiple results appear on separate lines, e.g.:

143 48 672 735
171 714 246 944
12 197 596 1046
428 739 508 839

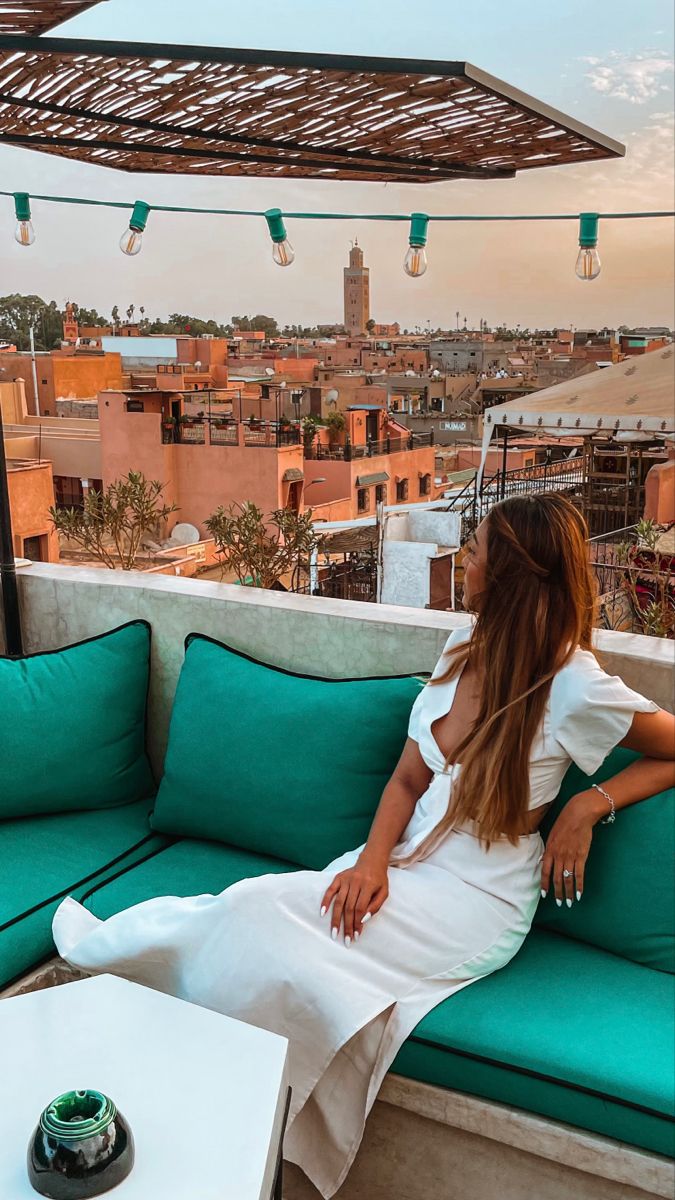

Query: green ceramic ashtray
27 1089 134 1198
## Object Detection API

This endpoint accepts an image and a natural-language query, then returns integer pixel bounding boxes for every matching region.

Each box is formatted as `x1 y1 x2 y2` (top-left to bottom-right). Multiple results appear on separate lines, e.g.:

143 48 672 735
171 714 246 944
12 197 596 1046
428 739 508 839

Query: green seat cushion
0 798 168 990
83 839 296 918
394 928 675 1158
150 633 426 869
0 621 155 819
535 748 675 973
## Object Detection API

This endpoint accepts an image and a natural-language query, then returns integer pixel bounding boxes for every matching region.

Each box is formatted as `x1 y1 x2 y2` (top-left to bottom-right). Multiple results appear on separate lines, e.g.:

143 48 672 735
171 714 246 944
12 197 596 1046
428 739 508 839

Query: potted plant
326 410 346 447
301 416 319 454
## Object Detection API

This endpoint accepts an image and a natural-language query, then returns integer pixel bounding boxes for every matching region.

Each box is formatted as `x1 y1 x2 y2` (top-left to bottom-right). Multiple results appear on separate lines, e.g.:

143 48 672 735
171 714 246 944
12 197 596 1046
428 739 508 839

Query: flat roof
0 37 624 181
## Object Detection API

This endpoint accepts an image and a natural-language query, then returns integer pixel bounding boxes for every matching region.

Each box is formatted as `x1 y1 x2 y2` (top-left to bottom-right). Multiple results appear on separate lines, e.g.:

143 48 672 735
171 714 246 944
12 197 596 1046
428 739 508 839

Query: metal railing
305 431 434 461
446 455 588 537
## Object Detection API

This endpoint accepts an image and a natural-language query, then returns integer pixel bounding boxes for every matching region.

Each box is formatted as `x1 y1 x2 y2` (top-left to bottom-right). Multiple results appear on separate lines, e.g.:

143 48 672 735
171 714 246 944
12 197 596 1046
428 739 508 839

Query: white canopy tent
477 348 675 487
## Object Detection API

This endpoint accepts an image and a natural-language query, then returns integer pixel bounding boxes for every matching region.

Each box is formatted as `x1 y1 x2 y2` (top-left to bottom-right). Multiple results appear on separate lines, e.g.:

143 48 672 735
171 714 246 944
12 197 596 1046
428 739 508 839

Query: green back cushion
0 620 155 819
151 633 426 869
535 747 674 973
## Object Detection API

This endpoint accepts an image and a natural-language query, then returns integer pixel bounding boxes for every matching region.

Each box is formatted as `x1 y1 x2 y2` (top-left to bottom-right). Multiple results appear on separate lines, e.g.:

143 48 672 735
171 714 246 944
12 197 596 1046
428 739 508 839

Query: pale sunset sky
1 0 673 330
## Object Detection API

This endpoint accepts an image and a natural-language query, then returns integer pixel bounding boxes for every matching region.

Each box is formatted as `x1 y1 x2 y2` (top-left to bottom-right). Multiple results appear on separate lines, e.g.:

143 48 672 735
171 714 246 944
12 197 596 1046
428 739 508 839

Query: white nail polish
576 891 582 902
362 912 372 923
320 906 326 917
555 898 562 907
331 927 337 941
566 898 572 908
345 936 351 947
540 889 547 898
354 931 360 940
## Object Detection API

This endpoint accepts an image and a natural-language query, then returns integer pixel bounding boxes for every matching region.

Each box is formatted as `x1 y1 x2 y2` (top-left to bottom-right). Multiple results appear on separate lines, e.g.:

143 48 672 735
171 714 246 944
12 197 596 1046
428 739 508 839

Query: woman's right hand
320 855 389 945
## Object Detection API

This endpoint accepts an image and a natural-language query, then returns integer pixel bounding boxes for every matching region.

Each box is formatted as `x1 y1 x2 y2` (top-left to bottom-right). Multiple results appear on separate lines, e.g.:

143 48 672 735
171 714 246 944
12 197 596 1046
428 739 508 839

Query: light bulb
14 219 35 247
404 245 427 277
119 201 150 257
575 246 601 281
272 237 295 267
120 226 143 256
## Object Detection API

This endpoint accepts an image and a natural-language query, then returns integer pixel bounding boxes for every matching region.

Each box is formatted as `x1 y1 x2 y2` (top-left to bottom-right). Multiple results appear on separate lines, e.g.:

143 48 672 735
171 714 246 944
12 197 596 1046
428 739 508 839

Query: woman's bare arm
319 739 433 943
357 738 434 867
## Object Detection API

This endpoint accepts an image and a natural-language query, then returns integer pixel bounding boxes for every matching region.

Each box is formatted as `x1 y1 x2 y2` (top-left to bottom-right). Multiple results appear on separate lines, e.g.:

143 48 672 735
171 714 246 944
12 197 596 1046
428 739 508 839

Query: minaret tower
343 239 370 336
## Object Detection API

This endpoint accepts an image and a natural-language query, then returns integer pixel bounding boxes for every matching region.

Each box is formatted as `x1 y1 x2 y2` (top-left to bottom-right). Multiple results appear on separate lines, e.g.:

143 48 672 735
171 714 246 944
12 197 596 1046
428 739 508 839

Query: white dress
52 624 659 1198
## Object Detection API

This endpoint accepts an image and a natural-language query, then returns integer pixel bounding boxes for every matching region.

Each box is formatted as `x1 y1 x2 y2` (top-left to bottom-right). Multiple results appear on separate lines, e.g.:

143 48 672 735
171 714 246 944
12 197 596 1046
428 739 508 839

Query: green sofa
2 624 673 1162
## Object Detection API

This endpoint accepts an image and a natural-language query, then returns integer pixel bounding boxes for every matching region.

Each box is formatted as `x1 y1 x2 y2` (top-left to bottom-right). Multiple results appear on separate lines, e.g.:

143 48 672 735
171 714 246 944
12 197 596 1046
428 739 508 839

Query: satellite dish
405 369 415 377
168 522 200 546
265 367 275 376
326 388 339 404
279 380 287 389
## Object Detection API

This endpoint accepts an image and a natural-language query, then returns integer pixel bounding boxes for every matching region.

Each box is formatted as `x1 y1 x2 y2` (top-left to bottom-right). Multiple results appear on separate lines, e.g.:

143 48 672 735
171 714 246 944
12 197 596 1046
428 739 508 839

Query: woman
53 494 675 1199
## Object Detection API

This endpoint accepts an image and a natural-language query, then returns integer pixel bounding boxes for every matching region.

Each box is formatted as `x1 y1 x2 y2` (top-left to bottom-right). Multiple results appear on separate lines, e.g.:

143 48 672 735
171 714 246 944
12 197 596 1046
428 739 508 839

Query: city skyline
1 0 673 329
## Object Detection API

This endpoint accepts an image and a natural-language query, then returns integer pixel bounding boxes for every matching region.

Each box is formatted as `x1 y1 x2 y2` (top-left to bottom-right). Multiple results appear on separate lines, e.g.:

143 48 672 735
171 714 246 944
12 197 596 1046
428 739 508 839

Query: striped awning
356 471 389 486
282 467 304 482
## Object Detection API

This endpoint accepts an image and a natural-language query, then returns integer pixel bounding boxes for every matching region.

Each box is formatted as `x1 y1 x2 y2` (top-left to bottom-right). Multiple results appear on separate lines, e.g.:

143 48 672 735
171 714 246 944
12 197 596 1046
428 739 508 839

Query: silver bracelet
592 783 616 824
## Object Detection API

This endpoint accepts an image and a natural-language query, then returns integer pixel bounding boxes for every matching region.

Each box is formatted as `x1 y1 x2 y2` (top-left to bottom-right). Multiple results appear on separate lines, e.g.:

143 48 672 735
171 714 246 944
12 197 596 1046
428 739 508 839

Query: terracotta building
343 242 370 336
0 349 123 417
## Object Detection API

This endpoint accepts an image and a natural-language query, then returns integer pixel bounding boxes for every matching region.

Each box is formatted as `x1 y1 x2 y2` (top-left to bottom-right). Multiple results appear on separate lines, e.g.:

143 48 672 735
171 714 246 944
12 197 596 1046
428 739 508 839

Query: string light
576 212 601 281
13 192 35 246
119 200 150 256
4 193 673 282
264 208 295 267
404 212 429 277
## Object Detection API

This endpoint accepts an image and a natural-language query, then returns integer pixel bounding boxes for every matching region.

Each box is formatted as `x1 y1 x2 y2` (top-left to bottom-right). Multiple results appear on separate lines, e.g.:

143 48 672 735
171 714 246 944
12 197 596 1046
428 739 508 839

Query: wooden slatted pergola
0 1 103 35
0 21 624 181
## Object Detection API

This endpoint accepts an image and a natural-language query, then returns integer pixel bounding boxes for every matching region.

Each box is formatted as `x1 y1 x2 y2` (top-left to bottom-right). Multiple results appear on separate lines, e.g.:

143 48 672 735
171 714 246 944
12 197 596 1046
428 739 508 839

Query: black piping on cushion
183 629 431 685
78 840 179 906
0 832 162 933
406 1034 675 1122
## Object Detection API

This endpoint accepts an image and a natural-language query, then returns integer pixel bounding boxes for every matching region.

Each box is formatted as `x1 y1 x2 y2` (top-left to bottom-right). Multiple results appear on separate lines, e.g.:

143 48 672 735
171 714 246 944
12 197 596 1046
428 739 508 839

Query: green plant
205 501 319 589
613 519 674 638
301 415 319 450
326 411 346 435
49 471 178 570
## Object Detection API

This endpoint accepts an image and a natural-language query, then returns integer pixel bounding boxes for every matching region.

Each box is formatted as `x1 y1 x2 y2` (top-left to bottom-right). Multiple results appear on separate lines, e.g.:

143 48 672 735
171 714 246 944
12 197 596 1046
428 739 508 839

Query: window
357 487 369 513
396 478 408 502
375 483 387 504
419 474 431 497
53 475 84 509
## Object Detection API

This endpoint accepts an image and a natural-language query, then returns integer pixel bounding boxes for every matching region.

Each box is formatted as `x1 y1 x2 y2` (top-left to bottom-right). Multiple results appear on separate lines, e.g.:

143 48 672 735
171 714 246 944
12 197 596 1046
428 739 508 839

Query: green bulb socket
264 208 288 244
129 200 150 232
409 212 429 247
578 212 599 248
14 192 31 222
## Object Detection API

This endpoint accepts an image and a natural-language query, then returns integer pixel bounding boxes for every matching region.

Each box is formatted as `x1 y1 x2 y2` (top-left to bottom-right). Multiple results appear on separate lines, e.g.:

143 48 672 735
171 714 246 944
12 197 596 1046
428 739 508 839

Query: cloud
580 50 674 104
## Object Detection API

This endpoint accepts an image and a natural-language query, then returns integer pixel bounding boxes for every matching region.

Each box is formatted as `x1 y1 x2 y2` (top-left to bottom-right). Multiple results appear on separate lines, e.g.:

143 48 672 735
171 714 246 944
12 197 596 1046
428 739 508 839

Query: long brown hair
398 493 597 860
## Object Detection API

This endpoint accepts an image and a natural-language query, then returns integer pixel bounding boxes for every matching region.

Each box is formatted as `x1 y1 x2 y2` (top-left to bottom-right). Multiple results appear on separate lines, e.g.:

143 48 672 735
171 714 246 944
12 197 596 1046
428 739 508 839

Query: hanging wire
1 190 674 222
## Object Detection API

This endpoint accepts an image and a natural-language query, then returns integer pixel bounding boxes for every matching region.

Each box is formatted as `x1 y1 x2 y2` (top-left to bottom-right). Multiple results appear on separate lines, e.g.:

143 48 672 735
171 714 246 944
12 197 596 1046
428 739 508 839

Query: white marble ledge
380 1075 675 1199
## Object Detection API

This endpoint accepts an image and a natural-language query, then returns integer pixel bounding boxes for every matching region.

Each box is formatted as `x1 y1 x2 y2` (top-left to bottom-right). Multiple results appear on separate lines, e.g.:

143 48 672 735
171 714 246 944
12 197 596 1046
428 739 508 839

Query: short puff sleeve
550 649 660 775
407 686 427 744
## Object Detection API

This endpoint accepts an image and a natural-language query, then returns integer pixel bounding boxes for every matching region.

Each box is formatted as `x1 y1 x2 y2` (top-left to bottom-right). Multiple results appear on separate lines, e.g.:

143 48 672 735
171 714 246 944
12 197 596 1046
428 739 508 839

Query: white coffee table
0 974 290 1199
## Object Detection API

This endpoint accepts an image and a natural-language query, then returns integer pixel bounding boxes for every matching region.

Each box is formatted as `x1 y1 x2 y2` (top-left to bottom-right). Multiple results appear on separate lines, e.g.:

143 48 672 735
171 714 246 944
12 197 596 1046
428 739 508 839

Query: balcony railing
160 420 301 448
305 431 434 461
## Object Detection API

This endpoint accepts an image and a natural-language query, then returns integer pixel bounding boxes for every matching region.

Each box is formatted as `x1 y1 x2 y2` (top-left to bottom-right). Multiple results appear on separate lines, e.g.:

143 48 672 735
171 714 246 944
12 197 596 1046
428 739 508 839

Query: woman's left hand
540 797 595 906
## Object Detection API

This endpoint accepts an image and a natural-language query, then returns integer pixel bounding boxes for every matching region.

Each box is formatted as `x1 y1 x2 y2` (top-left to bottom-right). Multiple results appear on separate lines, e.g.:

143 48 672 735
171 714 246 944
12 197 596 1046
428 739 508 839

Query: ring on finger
563 868 574 878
